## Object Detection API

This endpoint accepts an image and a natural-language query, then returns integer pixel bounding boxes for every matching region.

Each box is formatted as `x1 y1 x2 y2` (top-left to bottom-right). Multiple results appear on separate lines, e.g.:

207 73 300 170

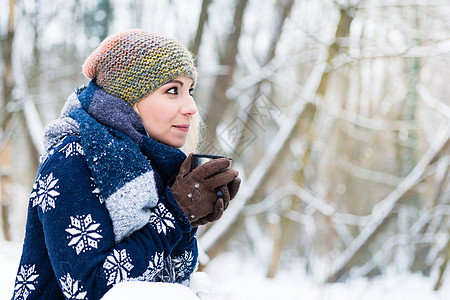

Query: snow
202 252 450 300
1 241 449 300
101 281 199 300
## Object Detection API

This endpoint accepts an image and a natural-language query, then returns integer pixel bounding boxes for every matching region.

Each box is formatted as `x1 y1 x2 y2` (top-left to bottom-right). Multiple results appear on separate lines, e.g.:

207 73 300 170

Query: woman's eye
167 87 178 95
189 88 194 97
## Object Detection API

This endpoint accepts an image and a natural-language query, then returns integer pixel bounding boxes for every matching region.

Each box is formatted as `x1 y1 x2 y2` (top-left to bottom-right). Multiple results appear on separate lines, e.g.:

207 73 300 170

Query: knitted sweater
12 84 198 300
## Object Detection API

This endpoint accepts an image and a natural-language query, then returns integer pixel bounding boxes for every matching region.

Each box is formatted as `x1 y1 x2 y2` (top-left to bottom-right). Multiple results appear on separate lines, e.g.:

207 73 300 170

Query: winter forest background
1 0 450 298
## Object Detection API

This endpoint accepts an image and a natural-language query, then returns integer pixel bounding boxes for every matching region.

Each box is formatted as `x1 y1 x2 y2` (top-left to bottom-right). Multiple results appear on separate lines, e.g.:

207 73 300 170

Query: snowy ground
2 240 449 300
203 252 450 300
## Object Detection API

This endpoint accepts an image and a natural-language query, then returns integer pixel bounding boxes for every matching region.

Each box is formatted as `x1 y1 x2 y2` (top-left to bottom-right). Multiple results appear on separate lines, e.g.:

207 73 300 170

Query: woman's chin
165 139 186 149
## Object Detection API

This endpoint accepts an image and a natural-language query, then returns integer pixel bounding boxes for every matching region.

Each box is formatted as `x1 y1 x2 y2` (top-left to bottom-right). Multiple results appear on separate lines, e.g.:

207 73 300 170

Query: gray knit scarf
43 81 186 242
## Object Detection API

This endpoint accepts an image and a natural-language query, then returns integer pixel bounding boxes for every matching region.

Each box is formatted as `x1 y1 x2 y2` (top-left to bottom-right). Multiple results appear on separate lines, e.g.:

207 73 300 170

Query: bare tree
204 0 248 147
190 0 213 58
2 0 450 290
0 0 16 241
325 123 450 282
199 47 329 256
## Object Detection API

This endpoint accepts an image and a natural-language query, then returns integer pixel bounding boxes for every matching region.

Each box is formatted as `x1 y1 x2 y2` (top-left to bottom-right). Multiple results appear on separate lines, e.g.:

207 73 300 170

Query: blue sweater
12 135 198 300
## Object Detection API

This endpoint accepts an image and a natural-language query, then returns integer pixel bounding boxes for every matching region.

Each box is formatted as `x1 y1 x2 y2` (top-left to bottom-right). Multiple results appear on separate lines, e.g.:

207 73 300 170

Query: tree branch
325 121 450 282
199 48 328 252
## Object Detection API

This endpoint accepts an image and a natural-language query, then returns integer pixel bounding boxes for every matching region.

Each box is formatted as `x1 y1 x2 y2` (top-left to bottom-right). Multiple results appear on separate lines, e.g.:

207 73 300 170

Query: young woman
12 29 240 300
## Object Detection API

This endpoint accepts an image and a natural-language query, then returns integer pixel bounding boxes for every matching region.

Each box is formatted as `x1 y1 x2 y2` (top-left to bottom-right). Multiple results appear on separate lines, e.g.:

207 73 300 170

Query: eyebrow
167 79 195 88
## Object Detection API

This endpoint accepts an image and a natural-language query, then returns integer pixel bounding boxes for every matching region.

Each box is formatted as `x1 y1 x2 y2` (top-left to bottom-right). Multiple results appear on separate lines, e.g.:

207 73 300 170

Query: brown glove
223 176 241 208
171 154 239 226
191 176 241 226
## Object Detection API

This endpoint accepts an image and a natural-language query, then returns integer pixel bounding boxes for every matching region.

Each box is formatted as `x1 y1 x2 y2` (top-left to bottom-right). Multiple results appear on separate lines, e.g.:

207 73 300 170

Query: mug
191 154 232 170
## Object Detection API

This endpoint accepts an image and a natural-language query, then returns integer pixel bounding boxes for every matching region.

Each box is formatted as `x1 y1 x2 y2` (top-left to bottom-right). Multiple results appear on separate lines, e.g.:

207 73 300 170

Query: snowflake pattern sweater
12 82 199 300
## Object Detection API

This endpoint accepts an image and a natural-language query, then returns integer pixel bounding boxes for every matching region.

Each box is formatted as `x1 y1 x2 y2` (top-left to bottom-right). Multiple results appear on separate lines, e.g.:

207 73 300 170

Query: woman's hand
171 154 240 226
191 176 241 226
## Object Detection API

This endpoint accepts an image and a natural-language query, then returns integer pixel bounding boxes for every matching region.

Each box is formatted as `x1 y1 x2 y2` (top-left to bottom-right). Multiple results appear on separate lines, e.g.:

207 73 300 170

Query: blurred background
1 0 449 293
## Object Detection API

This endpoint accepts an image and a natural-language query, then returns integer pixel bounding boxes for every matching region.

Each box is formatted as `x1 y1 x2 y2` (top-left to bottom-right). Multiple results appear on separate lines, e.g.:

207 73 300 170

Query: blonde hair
180 112 203 154
133 104 203 155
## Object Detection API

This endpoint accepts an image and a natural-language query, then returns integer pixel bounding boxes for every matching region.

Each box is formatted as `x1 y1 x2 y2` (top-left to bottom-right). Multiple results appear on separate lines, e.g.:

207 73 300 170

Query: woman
12 29 240 300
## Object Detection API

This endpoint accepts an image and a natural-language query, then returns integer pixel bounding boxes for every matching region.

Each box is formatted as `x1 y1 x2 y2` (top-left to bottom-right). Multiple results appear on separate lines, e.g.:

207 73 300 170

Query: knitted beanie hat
82 29 197 106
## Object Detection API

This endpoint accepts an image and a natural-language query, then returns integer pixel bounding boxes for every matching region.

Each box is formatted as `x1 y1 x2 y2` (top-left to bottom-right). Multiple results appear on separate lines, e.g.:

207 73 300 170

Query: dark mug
192 154 233 197
192 154 232 170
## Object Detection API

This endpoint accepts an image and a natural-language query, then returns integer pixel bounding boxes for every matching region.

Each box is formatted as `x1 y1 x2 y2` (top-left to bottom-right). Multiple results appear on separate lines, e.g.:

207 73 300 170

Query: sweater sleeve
165 188 199 283
34 137 193 299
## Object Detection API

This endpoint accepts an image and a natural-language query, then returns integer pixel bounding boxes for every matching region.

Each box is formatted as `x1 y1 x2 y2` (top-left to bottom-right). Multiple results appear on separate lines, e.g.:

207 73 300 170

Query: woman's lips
173 125 190 132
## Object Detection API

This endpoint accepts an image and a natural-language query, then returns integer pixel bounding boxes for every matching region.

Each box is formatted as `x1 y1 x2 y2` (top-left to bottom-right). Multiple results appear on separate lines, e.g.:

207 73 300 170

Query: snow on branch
324 121 450 282
284 209 315 227
13 49 46 155
227 51 319 99
418 84 450 120
328 103 416 131
337 159 403 187
199 48 329 252
350 204 450 278
23 98 45 154
242 186 292 216
287 183 335 217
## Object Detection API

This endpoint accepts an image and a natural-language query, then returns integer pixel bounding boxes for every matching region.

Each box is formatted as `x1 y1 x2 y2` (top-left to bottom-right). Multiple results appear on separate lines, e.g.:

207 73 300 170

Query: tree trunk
199 51 329 256
266 215 281 278
317 6 353 96
190 0 212 58
1 0 15 116
0 141 12 241
233 0 295 159
285 4 354 274
100 0 113 40
434 233 450 291
204 0 248 147
0 0 16 241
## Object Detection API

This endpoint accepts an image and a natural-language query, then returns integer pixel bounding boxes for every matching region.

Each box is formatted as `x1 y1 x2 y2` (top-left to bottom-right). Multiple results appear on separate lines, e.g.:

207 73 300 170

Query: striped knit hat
82 29 197 106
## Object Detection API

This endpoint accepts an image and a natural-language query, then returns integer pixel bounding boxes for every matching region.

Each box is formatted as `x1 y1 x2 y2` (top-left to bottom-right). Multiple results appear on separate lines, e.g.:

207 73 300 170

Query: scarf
43 81 186 242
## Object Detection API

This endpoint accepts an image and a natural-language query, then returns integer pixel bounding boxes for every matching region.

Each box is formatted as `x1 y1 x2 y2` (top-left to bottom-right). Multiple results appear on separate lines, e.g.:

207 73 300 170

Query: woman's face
136 76 197 148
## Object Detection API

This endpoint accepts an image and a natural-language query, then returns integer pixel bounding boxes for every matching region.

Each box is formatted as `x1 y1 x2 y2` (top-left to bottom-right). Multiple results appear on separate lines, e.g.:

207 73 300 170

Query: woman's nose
182 96 198 116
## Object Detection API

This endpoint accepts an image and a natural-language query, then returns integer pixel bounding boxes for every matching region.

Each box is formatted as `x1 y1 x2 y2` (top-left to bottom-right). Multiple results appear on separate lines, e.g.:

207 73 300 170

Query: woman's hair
180 111 204 154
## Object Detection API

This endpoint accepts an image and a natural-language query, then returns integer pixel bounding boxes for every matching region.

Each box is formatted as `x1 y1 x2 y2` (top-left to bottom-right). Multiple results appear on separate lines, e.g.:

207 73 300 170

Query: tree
190 0 213 58
203 0 248 147
0 0 16 241
1 0 450 290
